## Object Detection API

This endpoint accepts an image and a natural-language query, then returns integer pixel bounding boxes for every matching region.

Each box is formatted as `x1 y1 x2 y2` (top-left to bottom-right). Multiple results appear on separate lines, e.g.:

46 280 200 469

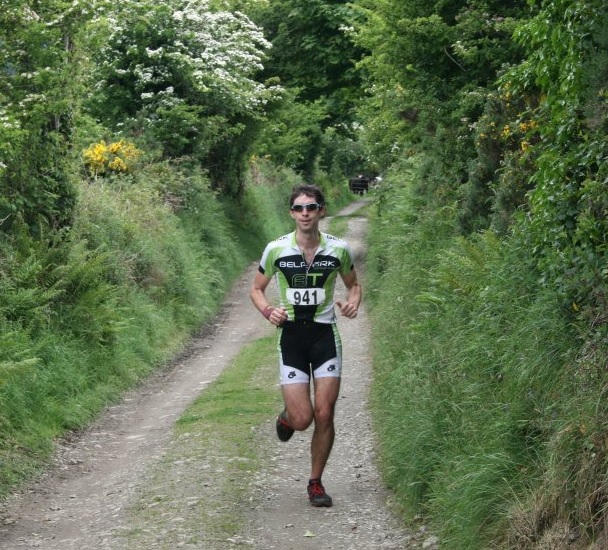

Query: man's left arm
336 270 361 319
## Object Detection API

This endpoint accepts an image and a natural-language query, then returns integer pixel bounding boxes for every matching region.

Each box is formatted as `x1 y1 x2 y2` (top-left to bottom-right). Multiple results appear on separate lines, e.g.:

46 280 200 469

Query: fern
0 358 40 387
0 253 63 328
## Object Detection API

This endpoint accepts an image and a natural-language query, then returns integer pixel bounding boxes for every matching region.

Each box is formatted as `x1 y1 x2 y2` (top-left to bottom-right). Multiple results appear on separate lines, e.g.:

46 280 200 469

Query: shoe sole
309 498 333 507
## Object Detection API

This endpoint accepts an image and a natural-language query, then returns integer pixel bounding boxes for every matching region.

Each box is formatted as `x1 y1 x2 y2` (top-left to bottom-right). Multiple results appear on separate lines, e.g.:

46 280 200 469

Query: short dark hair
289 184 326 208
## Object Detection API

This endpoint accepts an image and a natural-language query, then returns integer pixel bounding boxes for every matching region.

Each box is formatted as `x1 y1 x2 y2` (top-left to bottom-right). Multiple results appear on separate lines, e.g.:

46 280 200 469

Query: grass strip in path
116 336 281 549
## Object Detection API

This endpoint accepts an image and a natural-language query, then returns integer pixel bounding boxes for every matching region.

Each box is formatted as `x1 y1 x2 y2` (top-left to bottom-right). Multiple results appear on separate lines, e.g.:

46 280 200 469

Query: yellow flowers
518 120 538 133
499 119 538 142
83 140 142 177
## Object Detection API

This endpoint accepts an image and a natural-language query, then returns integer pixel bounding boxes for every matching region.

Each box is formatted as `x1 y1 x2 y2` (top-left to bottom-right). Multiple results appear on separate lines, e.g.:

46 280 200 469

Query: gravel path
0 201 439 550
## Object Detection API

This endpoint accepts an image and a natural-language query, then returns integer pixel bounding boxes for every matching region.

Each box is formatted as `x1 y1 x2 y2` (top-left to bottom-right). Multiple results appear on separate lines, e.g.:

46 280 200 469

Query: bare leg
310 377 340 480
280 377 340 480
281 383 314 431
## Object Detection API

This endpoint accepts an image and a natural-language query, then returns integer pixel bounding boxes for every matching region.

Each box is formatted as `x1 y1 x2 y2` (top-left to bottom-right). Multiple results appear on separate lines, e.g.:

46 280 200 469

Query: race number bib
286 288 326 306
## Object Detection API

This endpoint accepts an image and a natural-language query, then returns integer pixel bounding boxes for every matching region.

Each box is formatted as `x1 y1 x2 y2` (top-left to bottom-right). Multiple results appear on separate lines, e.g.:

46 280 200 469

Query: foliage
251 88 327 175
245 0 370 181
502 0 608 326
351 0 528 211
459 87 541 234
2 0 608 547
0 158 298 497
0 0 86 232
84 0 282 194
252 0 364 126
366 169 577 548
362 1 608 547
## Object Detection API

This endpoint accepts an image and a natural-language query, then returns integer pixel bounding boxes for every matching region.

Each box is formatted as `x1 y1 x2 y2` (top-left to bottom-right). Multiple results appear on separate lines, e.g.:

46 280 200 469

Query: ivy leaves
502 0 608 318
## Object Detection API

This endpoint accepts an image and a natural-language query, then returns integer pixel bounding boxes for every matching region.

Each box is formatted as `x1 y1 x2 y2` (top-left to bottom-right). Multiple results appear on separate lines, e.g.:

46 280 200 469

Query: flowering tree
86 0 281 193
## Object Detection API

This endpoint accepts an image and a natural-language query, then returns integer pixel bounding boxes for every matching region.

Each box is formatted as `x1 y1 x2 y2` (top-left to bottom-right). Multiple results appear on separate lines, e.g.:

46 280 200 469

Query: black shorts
278 321 342 384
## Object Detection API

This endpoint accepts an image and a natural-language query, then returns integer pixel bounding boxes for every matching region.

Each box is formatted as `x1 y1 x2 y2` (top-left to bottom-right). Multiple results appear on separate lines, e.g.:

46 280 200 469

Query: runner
250 183 362 507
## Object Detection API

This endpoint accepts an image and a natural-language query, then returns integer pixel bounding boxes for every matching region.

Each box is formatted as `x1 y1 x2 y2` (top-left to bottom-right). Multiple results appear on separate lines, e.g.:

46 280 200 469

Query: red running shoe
307 479 333 507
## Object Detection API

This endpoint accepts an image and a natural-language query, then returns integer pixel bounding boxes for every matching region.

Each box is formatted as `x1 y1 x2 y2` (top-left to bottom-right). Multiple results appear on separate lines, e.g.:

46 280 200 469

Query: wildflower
83 139 142 177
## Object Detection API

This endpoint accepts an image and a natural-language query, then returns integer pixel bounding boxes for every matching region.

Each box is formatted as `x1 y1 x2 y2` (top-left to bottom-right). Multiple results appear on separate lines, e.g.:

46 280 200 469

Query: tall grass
366 158 595 548
0 160 296 497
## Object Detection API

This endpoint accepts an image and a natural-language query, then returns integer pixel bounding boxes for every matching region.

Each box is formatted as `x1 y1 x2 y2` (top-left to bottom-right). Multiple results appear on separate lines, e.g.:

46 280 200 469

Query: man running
250 183 362 507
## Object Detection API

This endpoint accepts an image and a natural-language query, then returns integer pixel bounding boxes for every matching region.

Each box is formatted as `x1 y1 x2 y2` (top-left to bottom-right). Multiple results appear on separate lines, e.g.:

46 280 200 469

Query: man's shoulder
321 232 350 251
275 231 294 243
322 231 346 243
267 232 295 248
263 232 296 256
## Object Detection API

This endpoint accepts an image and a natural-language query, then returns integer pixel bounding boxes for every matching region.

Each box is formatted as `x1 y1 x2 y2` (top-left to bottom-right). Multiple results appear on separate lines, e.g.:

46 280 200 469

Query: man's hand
268 307 288 326
336 301 358 319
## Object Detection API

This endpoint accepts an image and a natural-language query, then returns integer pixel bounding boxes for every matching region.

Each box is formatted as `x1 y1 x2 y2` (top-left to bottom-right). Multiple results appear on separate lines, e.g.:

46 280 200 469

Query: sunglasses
291 203 322 212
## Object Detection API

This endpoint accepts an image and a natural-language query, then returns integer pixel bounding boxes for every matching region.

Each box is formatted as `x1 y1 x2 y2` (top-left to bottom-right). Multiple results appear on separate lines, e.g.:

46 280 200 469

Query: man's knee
313 405 335 427
290 411 314 431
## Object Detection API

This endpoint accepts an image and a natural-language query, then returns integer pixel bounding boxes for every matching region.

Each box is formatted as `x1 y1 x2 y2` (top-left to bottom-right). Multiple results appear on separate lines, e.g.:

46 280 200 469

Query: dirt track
0 201 439 549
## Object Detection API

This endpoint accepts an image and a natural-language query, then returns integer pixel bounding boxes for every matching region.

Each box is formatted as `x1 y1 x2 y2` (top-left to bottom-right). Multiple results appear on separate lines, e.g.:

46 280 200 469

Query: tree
0 0 85 232
505 0 608 320
253 0 365 127
85 0 281 194
352 0 527 190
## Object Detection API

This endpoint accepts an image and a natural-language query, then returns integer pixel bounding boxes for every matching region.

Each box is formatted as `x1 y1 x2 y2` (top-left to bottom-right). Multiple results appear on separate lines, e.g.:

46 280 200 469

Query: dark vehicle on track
348 175 371 194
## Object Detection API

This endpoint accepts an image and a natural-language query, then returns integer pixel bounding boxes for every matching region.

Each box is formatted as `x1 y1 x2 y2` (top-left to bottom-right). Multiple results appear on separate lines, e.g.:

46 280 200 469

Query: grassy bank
366 159 607 548
0 159 314 497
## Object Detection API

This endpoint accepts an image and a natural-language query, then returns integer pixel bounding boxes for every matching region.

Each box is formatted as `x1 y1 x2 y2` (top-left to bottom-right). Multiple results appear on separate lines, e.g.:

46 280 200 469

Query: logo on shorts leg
327 364 336 371
288 370 297 379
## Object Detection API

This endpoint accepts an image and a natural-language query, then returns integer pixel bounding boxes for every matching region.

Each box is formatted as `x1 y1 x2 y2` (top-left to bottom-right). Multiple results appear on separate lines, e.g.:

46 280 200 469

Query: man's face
290 194 325 229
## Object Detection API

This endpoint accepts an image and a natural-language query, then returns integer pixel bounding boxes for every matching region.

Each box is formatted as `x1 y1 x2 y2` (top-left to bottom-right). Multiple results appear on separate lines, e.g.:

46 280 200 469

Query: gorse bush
83 140 142 177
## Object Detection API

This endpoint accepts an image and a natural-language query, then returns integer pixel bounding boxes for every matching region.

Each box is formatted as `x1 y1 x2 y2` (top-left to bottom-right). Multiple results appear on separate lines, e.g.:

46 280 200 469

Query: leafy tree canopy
0 0 89 232
253 0 365 126
85 0 282 190
351 0 528 184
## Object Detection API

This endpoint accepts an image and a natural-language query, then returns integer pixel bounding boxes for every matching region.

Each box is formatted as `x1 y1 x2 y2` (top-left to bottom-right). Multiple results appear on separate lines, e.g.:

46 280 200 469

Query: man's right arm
250 270 272 313
250 271 288 325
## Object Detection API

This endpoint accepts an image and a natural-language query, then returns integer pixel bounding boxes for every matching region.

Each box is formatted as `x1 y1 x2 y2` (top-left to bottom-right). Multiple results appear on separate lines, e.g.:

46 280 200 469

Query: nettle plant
87 0 282 162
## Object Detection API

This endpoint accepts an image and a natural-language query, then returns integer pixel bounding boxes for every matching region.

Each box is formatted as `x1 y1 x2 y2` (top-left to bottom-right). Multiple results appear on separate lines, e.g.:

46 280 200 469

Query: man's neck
296 229 320 250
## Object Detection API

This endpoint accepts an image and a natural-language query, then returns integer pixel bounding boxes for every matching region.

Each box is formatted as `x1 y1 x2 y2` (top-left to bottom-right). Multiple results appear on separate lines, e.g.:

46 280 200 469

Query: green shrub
367 157 583 548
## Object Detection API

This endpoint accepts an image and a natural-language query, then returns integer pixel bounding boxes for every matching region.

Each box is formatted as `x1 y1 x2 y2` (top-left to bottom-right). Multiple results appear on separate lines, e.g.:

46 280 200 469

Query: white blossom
145 47 164 58
96 0 278 112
